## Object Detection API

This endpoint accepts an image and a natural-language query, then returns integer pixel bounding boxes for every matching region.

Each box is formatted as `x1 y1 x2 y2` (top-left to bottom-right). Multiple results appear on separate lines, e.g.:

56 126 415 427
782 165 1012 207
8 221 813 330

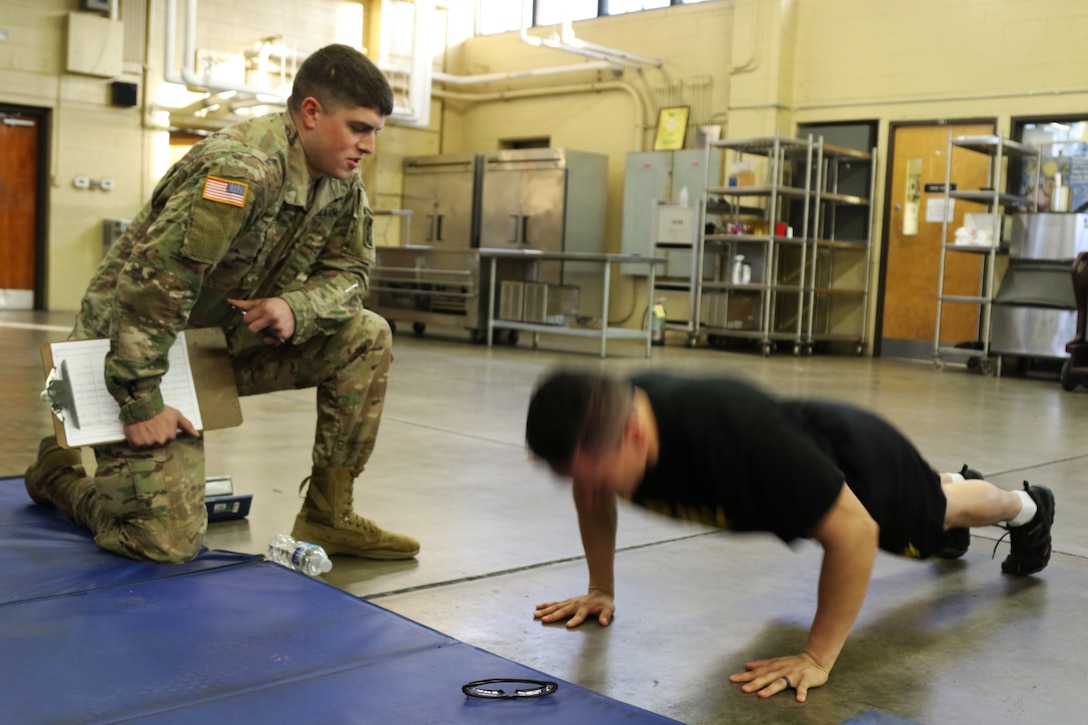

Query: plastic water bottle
267 534 333 576
733 255 751 285
651 298 667 346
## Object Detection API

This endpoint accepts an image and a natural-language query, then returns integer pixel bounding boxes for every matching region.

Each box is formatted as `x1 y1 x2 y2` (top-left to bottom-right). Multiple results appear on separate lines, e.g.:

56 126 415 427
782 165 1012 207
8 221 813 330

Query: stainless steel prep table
480 248 666 358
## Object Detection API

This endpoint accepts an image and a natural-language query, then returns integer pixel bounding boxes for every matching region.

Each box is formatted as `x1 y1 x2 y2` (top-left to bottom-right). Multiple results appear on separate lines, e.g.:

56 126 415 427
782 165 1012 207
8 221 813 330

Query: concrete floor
4 309 1088 725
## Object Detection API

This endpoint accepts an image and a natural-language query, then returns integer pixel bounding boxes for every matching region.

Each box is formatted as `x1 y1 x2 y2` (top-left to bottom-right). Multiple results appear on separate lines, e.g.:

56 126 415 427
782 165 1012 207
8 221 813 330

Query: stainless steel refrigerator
400 153 482 248
479 148 608 290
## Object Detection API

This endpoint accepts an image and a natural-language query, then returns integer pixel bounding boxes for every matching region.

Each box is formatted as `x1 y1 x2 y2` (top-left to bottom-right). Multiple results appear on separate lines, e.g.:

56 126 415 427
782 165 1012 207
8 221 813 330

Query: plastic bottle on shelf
651 298 667 346
678 186 690 207
732 255 751 285
267 533 333 576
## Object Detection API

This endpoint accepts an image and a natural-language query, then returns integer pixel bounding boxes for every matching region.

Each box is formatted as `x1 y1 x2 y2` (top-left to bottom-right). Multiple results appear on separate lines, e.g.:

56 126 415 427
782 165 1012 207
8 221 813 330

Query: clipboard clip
40 359 81 430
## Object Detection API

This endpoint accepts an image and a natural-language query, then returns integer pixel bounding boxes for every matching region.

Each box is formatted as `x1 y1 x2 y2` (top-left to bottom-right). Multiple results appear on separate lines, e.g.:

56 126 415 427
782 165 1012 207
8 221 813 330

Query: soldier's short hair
288 44 394 117
526 368 635 472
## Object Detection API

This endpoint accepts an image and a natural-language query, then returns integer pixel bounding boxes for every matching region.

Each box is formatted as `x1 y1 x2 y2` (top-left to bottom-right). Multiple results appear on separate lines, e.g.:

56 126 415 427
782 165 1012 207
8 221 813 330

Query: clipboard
40 328 243 448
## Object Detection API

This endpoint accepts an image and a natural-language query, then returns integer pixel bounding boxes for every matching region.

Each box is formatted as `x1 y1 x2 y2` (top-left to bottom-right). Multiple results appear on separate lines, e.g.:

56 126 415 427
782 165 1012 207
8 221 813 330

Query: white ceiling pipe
394 0 433 128
517 0 655 71
432 60 621 86
558 22 663 69
433 80 647 151
163 0 186 87
178 0 290 100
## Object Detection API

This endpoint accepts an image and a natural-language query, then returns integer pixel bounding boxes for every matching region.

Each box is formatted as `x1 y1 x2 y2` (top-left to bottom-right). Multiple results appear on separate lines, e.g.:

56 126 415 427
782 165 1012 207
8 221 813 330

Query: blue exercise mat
841 711 924 725
0 476 258 606
0 476 680 724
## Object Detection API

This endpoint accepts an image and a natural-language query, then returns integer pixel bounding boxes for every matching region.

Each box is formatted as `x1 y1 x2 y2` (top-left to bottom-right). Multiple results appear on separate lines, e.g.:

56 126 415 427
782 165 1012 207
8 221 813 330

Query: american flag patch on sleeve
202 176 249 207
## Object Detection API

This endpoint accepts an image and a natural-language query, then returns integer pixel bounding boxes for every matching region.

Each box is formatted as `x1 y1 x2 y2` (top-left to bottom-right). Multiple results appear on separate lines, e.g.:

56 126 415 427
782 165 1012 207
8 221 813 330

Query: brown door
0 112 41 309
880 122 995 358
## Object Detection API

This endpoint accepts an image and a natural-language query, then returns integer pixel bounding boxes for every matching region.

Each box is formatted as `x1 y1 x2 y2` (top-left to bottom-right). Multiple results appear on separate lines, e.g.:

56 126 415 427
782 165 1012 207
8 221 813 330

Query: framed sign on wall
653 106 690 151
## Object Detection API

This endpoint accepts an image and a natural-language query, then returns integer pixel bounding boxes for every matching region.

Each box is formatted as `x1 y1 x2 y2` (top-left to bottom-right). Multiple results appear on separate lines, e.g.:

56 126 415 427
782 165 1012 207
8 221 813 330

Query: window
477 0 719 35
1015 119 1088 213
536 0 598 26
477 0 524 35
606 0 670 13
335 2 364 50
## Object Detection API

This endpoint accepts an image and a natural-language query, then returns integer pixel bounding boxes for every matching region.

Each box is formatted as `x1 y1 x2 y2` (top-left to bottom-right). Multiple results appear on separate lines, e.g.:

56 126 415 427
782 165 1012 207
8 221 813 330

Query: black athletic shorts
783 401 947 559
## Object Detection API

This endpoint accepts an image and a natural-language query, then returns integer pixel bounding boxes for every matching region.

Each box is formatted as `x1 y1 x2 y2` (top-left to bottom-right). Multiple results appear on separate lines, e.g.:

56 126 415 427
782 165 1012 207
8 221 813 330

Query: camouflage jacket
76 111 374 424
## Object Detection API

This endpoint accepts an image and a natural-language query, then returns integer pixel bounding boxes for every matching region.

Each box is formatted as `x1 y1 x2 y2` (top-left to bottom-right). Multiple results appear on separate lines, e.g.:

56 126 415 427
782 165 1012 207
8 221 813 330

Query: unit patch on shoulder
202 176 249 207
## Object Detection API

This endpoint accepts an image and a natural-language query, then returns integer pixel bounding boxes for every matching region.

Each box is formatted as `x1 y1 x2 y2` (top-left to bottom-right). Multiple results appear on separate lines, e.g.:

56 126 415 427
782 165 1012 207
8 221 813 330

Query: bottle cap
317 558 333 574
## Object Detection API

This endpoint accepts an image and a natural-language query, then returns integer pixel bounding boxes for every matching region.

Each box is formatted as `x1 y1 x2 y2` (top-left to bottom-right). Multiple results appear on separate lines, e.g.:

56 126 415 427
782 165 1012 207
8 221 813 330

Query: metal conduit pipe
517 0 655 71
730 0 762 75
178 0 288 100
431 61 622 86
432 81 647 151
557 22 663 69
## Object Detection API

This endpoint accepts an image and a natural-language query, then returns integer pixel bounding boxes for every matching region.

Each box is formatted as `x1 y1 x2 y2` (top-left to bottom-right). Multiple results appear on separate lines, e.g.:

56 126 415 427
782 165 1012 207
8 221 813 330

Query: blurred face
566 419 648 500
297 97 385 180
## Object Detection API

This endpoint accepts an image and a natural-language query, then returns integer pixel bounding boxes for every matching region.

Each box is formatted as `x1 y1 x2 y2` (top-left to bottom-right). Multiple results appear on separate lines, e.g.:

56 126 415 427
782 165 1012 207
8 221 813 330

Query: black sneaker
1000 482 1056 576
935 464 982 559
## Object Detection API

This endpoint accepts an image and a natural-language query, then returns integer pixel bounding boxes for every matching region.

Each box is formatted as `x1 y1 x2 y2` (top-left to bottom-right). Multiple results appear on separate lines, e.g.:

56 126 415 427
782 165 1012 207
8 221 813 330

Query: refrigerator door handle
436 214 444 242
521 215 530 246
508 214 521 245
425 214 435 242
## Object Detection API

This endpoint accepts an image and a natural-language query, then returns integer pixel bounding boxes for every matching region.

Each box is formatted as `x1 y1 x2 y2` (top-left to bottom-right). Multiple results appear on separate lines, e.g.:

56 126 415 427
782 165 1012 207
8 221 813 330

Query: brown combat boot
25 436 87 507
291 466 419 560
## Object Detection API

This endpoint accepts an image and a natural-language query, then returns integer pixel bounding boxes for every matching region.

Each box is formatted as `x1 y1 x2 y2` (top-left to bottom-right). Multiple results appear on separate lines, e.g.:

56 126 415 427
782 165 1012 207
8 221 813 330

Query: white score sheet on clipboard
48 332 204 447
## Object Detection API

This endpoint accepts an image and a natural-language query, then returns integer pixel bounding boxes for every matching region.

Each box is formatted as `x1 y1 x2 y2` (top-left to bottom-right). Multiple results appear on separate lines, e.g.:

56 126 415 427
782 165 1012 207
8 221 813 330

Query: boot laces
341 512 381 536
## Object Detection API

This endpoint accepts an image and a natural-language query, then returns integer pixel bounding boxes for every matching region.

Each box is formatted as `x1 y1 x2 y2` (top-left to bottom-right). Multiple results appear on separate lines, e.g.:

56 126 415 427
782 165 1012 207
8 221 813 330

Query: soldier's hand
228 297 296 344
123 406 200 448
534 588 616 628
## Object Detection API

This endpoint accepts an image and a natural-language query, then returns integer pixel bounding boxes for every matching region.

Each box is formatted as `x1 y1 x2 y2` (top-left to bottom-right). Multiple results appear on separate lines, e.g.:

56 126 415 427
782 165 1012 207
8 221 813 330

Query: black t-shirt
631 372 846 543
630 372 946 554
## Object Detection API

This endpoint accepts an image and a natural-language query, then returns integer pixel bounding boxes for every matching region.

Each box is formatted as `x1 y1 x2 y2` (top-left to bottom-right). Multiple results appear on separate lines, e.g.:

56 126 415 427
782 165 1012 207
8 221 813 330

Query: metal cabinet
479 148 608 287
648 202 703 347
621 149 720 262
401 153 482 248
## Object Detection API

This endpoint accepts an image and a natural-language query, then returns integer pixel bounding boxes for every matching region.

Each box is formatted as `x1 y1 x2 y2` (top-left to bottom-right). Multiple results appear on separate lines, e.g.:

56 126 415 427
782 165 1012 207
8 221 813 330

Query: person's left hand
228 297 295 344
123 405 200 448
729 652 830 703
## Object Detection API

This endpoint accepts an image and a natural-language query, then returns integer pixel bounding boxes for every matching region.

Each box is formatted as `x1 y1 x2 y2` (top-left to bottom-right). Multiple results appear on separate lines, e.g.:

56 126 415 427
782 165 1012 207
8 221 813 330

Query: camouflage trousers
61 308 392 563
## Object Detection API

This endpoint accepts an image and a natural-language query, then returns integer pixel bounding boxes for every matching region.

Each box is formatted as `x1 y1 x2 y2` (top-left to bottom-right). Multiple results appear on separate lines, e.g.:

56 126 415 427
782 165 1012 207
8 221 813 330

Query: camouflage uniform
50 111 390 562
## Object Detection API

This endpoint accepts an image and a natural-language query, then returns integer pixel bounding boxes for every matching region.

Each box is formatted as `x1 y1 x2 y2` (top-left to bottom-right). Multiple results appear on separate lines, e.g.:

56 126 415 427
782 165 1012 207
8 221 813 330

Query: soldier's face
300 98 385 180
567 420 648 500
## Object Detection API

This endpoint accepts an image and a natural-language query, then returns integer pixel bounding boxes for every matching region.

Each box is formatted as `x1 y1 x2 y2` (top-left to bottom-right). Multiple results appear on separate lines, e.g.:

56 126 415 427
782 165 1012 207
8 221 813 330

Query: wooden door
0 112 41 309
880 122 994 357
